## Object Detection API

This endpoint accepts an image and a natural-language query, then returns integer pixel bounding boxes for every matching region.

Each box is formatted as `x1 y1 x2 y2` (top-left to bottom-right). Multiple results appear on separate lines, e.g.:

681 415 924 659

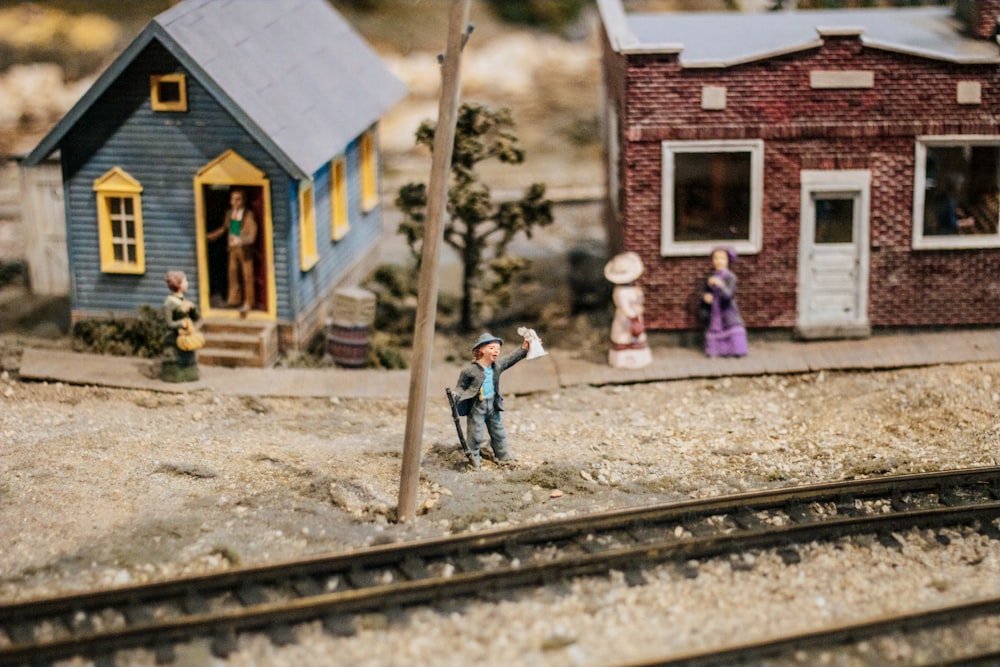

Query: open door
194 150 276 320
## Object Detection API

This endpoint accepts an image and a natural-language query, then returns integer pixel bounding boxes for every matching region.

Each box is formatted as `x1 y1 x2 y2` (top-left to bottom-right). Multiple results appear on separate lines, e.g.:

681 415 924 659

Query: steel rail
3 500 1000 666
3 465 997 626
618 596 1000 667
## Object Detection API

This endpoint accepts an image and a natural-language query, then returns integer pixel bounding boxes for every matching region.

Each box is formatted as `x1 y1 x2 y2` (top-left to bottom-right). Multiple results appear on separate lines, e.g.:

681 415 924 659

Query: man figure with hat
453 331 534 470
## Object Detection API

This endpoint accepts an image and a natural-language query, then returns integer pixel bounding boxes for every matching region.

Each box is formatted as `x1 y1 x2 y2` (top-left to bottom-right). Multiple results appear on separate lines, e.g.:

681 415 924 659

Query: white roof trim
816 26 866 37
861 36 1000 64
681 40 824 69
620 43 684 55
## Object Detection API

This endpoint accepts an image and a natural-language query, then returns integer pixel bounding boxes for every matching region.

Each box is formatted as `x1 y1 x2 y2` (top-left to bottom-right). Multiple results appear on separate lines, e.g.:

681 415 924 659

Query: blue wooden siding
291 130 383 316
60 41 299 317
60 38 382 323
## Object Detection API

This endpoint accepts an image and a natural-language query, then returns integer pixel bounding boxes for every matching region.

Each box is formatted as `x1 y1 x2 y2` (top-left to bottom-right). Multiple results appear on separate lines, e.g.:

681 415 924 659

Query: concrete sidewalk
17 328 1000 398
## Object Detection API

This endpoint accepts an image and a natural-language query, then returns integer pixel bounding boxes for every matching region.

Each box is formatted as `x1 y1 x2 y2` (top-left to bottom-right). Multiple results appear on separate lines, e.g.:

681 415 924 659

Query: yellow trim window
93 167 145 274
360 130 378 212
299 181 318 271
331 156 349 240
150 73 187 112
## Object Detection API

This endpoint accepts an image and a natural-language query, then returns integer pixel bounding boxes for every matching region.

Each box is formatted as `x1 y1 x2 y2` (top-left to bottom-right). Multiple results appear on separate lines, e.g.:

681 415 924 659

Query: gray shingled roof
599 0 1000 66
25 0 407 177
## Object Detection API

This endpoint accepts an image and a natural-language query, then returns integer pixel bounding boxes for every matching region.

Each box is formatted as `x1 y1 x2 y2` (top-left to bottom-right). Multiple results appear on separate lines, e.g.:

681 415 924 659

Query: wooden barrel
327 324 370 368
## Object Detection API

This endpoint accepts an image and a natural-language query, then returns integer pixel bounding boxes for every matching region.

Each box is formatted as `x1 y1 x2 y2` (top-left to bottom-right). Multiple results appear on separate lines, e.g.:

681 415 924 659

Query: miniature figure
206 187 258 314
702 247 747 358
604 251 652 369
452 331 534 470
161 270 202 382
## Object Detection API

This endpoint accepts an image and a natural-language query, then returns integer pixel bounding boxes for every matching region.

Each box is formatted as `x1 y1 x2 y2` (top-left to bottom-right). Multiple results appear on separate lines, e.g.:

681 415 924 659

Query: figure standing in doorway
702 246 747 358
206 187 257 314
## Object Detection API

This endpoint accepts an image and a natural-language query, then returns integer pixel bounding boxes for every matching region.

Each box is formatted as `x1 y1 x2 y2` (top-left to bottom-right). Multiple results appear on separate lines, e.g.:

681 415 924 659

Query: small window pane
109 198 121 215
923 145 1000 236
814 197 853 244
124 198 134 215
673 152 751 242
158 80 181 103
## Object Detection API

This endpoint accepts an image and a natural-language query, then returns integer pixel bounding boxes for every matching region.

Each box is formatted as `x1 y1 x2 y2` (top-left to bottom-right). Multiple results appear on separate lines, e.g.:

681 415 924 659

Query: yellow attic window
93 167 145 274
151 73 187 112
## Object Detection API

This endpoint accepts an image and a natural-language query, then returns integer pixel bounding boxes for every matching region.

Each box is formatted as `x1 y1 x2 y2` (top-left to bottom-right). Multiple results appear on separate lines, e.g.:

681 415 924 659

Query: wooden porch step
198 347 262 368
198 319 279 368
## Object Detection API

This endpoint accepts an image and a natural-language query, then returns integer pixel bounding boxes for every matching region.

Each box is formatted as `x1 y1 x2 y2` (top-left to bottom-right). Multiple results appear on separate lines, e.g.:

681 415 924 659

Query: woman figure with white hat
604 251 652 369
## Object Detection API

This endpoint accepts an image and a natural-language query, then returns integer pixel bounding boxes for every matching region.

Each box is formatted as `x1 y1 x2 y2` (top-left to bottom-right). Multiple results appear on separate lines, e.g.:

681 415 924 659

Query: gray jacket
453 347 527 416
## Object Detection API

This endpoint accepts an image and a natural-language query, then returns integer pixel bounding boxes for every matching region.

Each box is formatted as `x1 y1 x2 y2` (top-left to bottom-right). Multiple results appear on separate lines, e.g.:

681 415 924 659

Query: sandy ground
2 4 1000 664
2 353 1000 665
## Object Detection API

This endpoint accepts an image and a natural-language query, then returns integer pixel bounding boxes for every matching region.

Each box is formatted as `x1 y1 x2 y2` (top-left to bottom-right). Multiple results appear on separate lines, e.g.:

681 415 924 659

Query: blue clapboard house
24 0 406 366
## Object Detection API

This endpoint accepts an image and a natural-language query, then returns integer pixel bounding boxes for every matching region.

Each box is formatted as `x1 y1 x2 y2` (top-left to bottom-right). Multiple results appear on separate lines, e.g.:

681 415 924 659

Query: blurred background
0 0 952 344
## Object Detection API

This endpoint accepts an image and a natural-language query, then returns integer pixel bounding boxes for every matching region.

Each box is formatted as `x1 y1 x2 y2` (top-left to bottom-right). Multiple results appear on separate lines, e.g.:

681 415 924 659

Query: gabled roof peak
25 0 407 175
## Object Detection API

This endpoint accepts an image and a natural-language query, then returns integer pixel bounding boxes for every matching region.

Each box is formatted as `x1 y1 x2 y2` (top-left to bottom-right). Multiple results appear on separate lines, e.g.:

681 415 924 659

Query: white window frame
912 135 1000 250
660 139 764 257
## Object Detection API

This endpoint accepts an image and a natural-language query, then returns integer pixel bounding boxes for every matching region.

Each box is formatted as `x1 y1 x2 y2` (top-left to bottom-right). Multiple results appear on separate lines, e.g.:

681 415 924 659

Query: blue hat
472 332 503 351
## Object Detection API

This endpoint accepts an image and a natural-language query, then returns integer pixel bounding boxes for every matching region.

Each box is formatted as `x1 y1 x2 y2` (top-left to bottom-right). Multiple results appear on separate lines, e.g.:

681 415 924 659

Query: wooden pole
397 0 471 521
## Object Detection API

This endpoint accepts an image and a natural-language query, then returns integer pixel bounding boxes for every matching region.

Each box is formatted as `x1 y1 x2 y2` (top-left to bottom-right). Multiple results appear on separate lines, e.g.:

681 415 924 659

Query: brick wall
957 0 1000 39
610 32 1000 331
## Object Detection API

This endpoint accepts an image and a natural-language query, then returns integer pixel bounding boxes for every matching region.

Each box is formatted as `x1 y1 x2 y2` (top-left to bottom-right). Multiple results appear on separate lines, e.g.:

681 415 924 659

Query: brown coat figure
206 187 257 313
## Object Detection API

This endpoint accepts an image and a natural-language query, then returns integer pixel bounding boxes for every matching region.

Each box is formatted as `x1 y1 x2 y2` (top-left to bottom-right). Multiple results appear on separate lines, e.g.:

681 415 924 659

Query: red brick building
598 0 1000 338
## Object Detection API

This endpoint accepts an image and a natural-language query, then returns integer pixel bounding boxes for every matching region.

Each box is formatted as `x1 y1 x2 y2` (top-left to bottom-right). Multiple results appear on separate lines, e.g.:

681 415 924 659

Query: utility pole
398 0 472 521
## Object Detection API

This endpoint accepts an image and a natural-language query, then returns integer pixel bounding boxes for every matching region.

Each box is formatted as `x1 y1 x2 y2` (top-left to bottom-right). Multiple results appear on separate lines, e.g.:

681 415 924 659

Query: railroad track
623 595 1000 666
3 466 1000 666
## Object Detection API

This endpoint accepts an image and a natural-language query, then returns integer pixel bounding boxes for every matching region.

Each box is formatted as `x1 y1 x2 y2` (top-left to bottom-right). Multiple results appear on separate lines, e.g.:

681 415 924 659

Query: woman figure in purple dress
702 246 747 358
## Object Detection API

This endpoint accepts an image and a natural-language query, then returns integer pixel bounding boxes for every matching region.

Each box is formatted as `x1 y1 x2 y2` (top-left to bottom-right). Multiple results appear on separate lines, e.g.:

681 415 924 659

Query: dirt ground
2 5 1000 665
2 338 999 602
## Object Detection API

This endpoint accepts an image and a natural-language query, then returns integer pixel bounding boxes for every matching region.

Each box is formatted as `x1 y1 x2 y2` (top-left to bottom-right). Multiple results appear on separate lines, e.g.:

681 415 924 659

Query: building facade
599 0 1000 338
24 0 406 357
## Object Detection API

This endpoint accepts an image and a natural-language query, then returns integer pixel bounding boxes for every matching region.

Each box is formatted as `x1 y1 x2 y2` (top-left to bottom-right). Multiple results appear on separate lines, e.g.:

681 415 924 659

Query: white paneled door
797 170 871 338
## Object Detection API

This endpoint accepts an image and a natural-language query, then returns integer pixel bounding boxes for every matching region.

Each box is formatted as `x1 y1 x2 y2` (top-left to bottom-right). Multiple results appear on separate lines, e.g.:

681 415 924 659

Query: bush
484 0 588 32
71 306 168 358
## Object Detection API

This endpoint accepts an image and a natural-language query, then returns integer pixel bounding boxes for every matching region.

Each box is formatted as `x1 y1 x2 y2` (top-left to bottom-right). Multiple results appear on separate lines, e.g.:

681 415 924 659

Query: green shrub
71 306 168 358
484 0 587 32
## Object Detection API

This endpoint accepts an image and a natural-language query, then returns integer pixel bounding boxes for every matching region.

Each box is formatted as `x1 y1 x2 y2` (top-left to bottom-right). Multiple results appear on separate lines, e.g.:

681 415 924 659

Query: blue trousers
465 396 512 466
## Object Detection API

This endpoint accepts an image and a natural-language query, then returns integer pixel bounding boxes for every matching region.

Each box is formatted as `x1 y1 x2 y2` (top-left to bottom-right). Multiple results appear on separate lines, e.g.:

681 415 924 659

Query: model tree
396 102 553 332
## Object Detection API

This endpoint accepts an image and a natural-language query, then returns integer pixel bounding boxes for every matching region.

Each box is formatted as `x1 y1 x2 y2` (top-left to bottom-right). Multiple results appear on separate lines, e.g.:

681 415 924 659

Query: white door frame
796 169 871 339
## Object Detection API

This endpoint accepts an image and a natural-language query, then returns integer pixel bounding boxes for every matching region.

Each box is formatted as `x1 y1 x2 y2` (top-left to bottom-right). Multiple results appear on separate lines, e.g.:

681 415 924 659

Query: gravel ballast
2 354 1000 665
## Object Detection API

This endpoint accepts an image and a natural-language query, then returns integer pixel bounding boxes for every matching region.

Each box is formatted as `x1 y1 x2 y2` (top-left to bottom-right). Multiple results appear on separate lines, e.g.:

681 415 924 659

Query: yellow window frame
331 156 349 240
360 130 378 212
299 181 318 271
150 73 187 112
93 167 145 274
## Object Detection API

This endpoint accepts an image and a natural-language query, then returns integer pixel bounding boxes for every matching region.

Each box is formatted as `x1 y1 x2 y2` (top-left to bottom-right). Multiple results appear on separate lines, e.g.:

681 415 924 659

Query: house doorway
194 150 275 320
201 184 267 312
796 170 871 339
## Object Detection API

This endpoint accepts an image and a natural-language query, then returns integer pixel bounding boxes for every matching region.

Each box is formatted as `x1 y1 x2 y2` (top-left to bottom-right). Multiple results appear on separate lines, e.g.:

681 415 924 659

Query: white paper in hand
517 326 547 360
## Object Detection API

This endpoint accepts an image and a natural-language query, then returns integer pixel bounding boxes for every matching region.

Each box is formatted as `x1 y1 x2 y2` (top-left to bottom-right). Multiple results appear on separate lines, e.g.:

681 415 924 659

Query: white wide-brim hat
603 251 644 284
